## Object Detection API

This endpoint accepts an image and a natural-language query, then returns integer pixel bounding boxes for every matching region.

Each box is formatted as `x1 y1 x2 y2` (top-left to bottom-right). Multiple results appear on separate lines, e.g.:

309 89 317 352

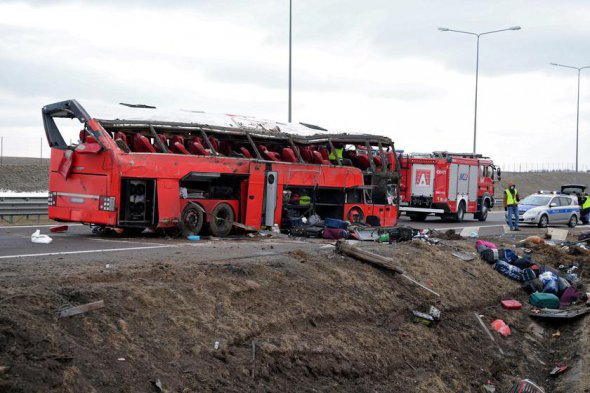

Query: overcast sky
1 0 590 169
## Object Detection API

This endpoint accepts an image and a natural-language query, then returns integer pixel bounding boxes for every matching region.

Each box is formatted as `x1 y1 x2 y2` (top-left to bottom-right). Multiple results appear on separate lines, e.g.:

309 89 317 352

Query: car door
556 197 571 223
559 196 575 223
547 197 561 223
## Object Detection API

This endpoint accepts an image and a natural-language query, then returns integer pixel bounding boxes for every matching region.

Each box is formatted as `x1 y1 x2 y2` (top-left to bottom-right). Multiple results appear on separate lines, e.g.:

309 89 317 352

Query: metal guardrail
0 196 48 223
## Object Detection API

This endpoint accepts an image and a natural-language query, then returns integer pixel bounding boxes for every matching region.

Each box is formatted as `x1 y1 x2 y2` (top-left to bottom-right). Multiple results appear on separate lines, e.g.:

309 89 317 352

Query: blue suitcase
324 218 349 229
522 268 536 282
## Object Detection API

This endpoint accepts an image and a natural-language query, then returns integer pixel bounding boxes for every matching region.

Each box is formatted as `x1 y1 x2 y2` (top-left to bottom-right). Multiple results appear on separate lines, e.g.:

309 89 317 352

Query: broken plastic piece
31 230 53 244
187 235 201 241
491 319 511 337
549 365 568 376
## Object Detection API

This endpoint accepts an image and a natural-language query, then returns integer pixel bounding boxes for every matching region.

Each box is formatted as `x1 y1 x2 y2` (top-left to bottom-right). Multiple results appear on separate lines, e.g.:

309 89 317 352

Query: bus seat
114 132 131 152
319 147 330 160
240 147 252 158
354 155 370 170
208 137 219 152
281 148 297 162
132 134 156 153
79 130 98 144
300 146 313 163
262 150 281 161
219 140 232 156
154 134 168 152
188 137 209 156
311 151 325 164
374 156 383 168
170 135 190 154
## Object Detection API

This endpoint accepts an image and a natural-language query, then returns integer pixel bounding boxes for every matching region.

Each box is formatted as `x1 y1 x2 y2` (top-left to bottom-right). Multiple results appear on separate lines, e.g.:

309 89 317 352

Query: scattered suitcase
530 292 560 309
324 218 349 230
501 299 522 310
480 248 499 263
495 260 523 281
322 228 348 239
522 267 536 282
523 279 543 294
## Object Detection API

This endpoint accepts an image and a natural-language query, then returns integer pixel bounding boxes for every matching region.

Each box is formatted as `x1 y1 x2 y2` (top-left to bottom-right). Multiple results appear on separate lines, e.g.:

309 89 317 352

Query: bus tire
180 202 204 237
346 207 365 223
210 203 234 237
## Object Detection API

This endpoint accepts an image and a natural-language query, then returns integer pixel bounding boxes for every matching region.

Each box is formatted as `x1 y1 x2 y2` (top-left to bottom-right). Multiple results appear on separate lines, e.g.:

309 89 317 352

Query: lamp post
550 62 590 173
438 26 521 154
288 0 292 123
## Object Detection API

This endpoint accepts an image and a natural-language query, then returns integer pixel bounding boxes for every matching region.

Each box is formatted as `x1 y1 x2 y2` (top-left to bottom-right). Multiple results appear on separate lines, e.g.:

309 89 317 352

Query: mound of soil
1 235 587 392
0 158 49 192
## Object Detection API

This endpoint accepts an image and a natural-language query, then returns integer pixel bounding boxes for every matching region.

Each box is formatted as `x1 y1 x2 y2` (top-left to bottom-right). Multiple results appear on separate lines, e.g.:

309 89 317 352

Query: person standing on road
504 182 520 231
581 192 590 225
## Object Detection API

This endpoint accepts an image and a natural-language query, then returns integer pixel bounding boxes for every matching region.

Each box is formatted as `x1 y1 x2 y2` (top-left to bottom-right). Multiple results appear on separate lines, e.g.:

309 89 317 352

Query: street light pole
438 26 521 154
550 62 590 173
288 0 292 123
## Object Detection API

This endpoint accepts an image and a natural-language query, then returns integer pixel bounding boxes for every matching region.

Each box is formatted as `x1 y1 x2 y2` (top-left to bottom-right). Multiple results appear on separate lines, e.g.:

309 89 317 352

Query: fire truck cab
398 151 500 222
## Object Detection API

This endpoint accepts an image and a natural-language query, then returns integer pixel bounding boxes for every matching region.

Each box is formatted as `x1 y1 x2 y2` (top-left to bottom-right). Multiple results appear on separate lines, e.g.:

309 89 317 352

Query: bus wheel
210 203 234 237
346 207 365 223
180 202 204 237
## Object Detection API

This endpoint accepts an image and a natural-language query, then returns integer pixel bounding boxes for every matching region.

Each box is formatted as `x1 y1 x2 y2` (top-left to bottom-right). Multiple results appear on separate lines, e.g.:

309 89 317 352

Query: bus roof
81 101 393 144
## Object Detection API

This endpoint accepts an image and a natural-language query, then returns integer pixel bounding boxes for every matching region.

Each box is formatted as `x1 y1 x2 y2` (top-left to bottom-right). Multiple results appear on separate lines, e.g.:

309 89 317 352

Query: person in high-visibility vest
581 193 590 225
504 182 520 231
329 144 344 162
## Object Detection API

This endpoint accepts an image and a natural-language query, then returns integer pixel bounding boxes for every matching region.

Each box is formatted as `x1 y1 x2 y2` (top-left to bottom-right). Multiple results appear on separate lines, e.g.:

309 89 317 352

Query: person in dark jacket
504 182 520 231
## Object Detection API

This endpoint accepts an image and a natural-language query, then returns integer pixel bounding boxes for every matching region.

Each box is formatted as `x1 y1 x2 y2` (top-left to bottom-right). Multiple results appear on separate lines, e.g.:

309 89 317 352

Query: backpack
388 226 416 242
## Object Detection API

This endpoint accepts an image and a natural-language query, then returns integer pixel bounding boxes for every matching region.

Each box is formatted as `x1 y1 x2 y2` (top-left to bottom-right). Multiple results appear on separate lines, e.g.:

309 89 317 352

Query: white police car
518 191 580 228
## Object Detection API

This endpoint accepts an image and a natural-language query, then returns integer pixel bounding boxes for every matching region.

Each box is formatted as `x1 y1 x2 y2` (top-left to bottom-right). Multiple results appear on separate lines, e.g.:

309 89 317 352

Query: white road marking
87 237 169 246
0 245 176 260
0 224 83 230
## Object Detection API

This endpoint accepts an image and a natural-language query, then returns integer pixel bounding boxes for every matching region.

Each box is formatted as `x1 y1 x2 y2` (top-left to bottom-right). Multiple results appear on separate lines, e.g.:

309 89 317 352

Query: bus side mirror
497 168 502 181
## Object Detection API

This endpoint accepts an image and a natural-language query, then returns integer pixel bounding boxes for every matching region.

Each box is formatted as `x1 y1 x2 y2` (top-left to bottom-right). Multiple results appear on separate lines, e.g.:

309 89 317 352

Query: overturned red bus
43 100 400 236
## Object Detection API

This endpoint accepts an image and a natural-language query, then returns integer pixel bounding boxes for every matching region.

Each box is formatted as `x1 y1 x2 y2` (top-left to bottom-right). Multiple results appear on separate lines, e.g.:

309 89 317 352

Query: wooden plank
59 300 105 318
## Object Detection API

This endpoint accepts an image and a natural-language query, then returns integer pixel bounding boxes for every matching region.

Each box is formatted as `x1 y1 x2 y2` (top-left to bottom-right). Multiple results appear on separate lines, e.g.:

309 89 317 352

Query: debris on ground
58 300 105 318
49 225 68 233
30 229 52 244
491 319 511 337
549 365 569 376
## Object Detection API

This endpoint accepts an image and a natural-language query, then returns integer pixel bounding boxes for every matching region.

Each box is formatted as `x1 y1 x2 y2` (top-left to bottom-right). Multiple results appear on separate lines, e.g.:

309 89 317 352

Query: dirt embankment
0 235 588 392
0 158 49 192
497 171 590 198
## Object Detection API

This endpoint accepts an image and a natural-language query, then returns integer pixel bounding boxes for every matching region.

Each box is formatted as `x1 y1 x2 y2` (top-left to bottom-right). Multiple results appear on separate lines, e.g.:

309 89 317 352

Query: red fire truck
43 100 400 236
398 151 500 222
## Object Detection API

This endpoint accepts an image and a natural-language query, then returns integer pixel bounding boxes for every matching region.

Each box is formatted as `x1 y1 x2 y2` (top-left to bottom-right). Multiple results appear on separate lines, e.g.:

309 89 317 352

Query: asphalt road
0 211 584 263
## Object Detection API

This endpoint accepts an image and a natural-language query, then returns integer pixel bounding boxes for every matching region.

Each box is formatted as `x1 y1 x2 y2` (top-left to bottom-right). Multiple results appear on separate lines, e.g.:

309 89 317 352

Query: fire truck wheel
180 202 204 236
455 202 465 222
476 205 488 222
346 207 365 223
210 203 234 237
409 213 428 222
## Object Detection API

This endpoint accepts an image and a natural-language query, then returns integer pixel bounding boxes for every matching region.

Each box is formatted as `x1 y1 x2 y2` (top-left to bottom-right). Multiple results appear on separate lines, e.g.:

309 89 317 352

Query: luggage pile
475 240 586 310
